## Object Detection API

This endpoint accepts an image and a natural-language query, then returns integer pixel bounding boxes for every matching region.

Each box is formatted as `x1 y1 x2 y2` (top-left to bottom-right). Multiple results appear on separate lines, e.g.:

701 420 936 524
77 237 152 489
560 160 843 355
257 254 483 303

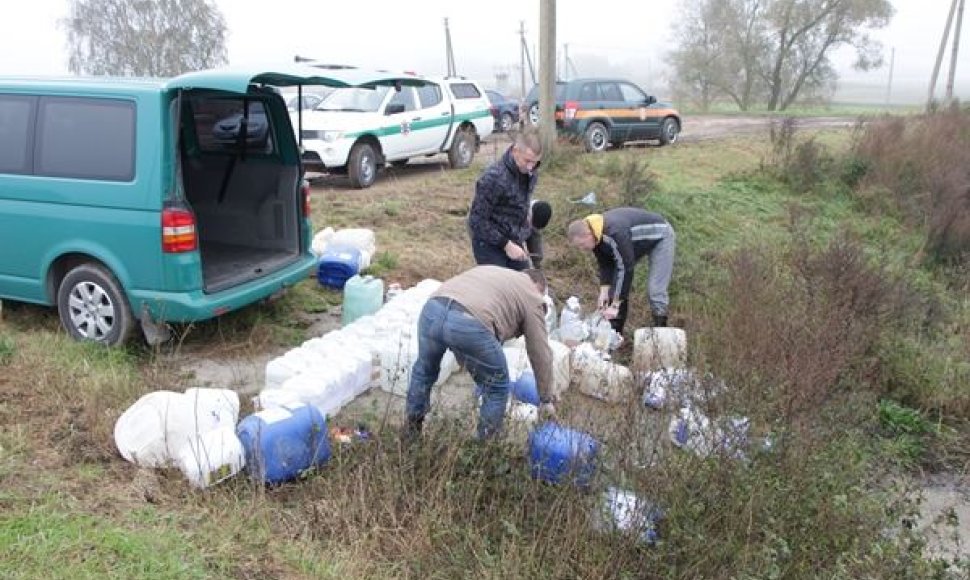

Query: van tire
57 263 134 346
348 142 378 188
448 130 475 169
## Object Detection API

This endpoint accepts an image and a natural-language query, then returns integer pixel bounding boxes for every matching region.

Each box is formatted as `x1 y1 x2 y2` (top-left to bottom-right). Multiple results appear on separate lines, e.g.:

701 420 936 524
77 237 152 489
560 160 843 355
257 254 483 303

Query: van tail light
161 206 198 253
301 180 311 217
564 100 580 120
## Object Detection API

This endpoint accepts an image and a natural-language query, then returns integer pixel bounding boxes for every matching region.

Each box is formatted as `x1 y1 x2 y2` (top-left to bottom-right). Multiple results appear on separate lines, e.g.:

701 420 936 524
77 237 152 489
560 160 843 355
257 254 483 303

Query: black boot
652 314 668 327
402 416 424 445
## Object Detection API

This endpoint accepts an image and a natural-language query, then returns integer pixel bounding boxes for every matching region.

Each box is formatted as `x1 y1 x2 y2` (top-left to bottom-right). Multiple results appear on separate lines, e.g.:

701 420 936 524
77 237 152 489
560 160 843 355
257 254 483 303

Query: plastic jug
236 404 331 484
512 369 540 406
559 296 587 345
342 275 385 326
528 422 599 488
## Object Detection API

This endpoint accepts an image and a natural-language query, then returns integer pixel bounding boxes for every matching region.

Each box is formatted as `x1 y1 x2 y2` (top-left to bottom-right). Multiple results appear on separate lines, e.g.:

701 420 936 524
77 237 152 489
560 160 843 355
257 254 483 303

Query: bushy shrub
851 110 970 263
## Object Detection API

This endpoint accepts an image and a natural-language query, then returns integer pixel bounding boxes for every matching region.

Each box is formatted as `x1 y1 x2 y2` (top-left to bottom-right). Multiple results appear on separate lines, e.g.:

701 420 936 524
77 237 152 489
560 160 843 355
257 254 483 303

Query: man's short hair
566 219 591 241
515 128 542 156
523 268 547 292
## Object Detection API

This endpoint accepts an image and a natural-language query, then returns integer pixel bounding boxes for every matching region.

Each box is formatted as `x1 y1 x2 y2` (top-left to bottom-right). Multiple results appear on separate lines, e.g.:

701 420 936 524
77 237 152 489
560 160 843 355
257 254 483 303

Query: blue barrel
237 404 331 485
528 422 599 488
317 245 362 290
512 369 540 406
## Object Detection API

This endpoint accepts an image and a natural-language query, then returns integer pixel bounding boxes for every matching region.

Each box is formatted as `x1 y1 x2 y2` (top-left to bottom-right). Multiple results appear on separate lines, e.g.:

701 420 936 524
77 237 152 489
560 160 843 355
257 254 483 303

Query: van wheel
448 130 475 169
584 122 610 153
348 142 378 188
57 263 134 346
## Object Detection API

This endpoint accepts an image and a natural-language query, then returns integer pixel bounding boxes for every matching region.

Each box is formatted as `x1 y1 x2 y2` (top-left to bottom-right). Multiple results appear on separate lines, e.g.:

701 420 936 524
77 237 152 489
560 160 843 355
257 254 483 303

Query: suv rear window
449 83 482 99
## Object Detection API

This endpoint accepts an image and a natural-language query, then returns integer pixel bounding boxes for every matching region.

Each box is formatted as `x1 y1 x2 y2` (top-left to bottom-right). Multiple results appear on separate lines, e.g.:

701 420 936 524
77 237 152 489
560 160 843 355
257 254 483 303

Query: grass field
0 116 968 578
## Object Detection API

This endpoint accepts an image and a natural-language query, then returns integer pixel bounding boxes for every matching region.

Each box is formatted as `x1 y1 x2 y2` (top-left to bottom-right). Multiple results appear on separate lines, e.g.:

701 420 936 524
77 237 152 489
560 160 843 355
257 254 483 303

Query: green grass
0 500 212 579
1 119 967 578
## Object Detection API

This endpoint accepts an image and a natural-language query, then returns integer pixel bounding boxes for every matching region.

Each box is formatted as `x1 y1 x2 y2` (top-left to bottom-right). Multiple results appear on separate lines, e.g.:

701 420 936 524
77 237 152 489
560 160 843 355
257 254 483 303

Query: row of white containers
258 277 689 421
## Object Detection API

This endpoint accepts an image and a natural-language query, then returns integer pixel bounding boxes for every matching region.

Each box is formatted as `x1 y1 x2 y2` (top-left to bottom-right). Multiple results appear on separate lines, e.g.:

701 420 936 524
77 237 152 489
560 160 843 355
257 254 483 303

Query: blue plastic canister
512 369 540 406
528 422 599 488
341 275 385 326
317 245 362 289
236 404 331 484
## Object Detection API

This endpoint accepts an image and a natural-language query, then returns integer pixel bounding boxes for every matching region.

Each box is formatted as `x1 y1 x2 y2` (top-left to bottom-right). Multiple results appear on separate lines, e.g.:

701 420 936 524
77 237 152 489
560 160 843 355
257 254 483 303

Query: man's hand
504 240 529 261
597 287 611 309
601 305 619 320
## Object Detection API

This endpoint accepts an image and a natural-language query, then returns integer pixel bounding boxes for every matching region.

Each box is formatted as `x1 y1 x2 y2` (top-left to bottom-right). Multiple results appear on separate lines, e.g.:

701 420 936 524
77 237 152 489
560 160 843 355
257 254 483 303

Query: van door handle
440 111 450 116
412 117 422 121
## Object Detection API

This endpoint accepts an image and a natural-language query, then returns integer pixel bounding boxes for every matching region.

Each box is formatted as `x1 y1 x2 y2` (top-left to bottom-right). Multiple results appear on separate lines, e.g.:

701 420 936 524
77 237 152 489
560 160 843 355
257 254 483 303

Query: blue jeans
406 296 511 438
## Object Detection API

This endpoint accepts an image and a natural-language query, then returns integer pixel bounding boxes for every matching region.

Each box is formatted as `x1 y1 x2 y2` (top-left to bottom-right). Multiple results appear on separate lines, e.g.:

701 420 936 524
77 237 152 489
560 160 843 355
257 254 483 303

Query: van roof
0 65 431 96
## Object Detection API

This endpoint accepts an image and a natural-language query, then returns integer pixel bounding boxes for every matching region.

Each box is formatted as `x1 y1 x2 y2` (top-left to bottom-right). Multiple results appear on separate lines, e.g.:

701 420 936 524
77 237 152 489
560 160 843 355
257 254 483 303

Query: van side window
0 95 35 174
36 97 135 181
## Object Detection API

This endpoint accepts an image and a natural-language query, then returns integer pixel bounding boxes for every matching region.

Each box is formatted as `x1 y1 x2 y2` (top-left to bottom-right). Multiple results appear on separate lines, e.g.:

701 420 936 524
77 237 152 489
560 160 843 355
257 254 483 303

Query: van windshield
317 87 390 112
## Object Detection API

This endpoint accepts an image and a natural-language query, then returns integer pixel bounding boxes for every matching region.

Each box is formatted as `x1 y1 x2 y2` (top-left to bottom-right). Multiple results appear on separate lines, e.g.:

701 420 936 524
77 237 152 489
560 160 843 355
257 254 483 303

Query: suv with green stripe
294 76 494 188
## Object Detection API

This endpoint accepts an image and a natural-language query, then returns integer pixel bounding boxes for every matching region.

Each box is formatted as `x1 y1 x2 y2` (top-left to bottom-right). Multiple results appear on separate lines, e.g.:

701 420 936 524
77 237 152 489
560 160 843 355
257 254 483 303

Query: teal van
0 66 414 345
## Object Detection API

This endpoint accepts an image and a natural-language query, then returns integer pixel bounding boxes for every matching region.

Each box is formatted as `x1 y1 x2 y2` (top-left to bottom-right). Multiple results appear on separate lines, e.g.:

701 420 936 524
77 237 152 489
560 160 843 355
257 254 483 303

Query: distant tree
63 0 228 77
670 0 893 111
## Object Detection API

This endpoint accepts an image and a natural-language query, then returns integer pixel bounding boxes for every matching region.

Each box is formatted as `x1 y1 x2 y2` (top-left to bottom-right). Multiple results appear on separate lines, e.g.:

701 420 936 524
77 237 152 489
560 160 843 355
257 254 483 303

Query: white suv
294 76 494 188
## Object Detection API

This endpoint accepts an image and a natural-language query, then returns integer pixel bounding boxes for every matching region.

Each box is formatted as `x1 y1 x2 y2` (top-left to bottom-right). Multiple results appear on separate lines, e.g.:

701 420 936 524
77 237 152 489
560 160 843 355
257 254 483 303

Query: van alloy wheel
57 263 134 346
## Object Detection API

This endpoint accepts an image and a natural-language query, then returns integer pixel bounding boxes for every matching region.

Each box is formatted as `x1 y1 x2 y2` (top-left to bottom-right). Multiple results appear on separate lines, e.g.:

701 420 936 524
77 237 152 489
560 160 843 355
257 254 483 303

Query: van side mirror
385 103 406 115
646 95 657 105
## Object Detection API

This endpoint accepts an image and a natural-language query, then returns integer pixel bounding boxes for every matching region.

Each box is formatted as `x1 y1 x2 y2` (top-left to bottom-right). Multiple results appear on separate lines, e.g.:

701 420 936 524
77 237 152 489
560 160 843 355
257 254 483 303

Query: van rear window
189 98 274 154
35 97 135 182
449 83 482 99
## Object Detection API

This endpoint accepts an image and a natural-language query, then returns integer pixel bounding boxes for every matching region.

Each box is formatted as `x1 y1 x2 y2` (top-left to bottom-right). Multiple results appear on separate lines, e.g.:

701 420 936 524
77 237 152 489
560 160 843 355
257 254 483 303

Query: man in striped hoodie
567 207 676 332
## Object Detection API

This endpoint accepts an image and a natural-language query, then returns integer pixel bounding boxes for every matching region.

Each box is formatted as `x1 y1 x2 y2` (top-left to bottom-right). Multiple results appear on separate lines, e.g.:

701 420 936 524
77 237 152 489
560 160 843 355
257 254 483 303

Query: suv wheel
528 103 540 125
583 122 610 153
500 112 514 132
348 142 378 188
448 130 475 169
57 263 134 346
659 117 680 146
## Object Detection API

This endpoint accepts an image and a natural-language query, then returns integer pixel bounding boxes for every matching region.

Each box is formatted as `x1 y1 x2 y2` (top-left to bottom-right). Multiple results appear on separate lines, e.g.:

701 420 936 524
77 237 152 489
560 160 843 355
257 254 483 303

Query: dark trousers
471 239 530 271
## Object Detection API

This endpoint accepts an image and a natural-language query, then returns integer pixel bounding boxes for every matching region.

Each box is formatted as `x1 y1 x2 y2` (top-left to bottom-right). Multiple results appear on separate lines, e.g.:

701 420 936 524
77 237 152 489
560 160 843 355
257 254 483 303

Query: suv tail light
162 205 197 253
564 100 580 120
301 179 311 217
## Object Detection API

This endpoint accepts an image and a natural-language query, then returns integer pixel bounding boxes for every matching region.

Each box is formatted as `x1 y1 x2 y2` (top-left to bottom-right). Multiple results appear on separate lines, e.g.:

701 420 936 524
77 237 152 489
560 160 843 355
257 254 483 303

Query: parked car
295 76 494 188
523 78 681 152
485 89 520 132
0 65 415 346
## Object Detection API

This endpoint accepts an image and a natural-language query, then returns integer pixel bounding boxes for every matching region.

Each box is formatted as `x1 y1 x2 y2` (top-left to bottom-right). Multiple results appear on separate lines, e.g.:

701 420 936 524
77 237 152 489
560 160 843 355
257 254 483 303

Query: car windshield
317 87 390 112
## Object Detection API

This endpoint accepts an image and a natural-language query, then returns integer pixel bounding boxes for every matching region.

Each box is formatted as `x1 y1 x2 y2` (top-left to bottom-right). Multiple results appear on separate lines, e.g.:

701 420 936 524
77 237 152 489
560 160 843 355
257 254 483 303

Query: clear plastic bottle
542 292 557 335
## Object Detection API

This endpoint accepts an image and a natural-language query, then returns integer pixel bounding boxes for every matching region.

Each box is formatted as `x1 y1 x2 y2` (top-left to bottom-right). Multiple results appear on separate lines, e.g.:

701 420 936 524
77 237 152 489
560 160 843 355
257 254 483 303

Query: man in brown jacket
405 266 555 439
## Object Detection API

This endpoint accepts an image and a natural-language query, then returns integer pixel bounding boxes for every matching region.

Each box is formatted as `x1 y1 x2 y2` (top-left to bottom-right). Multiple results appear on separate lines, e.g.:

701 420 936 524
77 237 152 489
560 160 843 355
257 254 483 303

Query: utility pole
444 18 457 77
538 0 556 153
885 47 895 106
928 0 959 108
944 0 966 104
519 21 537 92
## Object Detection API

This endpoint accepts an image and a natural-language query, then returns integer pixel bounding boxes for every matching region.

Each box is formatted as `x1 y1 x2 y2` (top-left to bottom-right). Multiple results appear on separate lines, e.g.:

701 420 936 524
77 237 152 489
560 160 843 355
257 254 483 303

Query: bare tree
670 0 893 111
63 0 228 77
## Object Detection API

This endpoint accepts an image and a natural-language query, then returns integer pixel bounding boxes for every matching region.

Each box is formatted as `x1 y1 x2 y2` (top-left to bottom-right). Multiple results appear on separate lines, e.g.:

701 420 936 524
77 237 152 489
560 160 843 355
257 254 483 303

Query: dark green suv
523 78 681 152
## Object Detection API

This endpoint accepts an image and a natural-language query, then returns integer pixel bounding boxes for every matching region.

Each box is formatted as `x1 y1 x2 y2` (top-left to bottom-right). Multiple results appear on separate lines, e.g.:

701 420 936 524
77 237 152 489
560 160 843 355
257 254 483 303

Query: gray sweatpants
646 226 676 316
